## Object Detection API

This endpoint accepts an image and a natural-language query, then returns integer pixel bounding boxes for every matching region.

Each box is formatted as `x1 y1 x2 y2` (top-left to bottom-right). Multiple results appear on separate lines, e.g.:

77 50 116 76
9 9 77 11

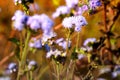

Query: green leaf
8 38 20 45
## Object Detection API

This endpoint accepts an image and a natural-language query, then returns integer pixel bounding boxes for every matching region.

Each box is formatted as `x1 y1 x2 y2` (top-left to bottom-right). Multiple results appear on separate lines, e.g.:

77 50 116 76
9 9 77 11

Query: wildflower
89 0 101 10
28 60 37 71
62 16 74 28
52 6 70 18
83 38 96 51
62 16 87 31
65 0 78 8
29 38 42 49
12 10 28 31
75 5 88 15
83 38 96 46
46 49 61 58
41 30 56 44
7 63 17 73
55 38 71 50
40 14 54 34
27 15 41 31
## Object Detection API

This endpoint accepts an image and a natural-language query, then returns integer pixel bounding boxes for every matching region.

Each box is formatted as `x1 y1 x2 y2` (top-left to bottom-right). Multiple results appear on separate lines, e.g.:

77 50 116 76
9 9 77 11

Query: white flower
52 6 70 18
56 38 71 50
62 16 87 31
83 38 96 46
65 0 78 8
41 30 56 44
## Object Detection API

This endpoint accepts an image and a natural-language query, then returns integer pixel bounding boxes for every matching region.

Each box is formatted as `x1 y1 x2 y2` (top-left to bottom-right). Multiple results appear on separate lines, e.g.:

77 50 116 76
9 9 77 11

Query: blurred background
0 0 120 80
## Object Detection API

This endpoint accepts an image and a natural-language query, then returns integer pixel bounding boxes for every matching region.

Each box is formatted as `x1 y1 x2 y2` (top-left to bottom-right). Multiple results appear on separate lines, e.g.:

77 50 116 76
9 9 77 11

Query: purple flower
62 16 74 28
52 6 70 18
7 63 17 73
28 60 37 70
65 0 78 8
12 10 28 31
41 30 56 44
89 0 101 10
40 14 54 33
74 26 81 32
55 38 71 50
83 38 96 51
29 38 42 49
27 15 41 31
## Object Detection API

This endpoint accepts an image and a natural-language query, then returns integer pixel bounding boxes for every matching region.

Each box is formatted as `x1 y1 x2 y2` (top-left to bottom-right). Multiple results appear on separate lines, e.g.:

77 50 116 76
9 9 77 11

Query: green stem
56 64 60 80
17 30 31 80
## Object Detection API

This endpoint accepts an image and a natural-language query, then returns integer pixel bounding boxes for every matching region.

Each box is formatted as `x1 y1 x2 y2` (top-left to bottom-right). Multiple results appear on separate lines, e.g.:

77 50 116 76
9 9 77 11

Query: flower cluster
27 60 37 71
46 49 67 64
83 38 96 51
12 10 54 33
62 15 87 32
89 0 101 10
65 0 79 8
12 10 28 31
52 0 101 18
55 38 71 50
29 38 42 49
7 63 17 74
52 6 70 18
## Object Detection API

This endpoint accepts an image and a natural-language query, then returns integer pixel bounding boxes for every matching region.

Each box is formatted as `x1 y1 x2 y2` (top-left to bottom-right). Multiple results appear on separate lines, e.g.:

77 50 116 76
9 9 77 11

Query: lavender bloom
62 16 87 31
83 38 96 51
29 38 42 49
28 60 37 70
52 6 70 18
46 49 66 58
55 38 71 50
27 15 41 31
7 63 17 73
41 30 56 44
62 16 74 28
12 10 28 31
75 5 88 15
40 14 54 34
65 0 78 8
83 38 96 46
89 0 101 10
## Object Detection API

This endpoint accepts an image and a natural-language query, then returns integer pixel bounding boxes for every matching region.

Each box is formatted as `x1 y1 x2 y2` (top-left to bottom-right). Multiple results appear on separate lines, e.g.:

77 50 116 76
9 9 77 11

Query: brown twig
0 52 14 66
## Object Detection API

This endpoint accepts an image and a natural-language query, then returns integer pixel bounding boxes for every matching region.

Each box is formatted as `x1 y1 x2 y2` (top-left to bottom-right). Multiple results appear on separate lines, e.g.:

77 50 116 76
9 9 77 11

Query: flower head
27 15 41 31
83 38 96 51
62 15 87 31
65 0 78 8
52 6 70 18
29 38 42 49
89 0 101 10
12 10 28 31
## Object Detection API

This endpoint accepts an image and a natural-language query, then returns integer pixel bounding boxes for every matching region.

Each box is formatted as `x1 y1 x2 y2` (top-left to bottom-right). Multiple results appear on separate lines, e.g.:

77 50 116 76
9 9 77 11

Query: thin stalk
56 64 60 80
17 30 31 80
76 32 80 50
